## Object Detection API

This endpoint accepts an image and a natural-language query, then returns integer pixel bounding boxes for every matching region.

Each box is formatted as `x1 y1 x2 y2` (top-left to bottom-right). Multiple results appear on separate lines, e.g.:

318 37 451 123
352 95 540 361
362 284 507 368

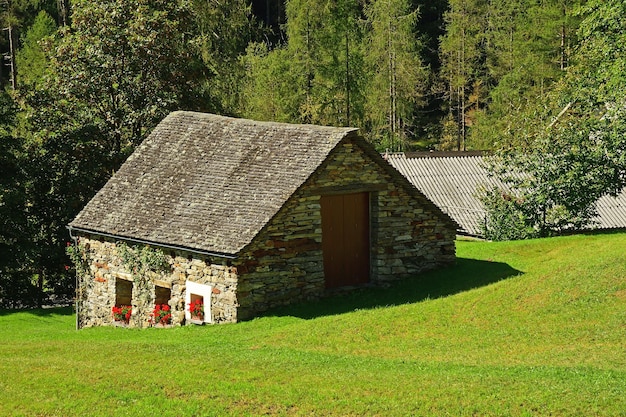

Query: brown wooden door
321 192 370 288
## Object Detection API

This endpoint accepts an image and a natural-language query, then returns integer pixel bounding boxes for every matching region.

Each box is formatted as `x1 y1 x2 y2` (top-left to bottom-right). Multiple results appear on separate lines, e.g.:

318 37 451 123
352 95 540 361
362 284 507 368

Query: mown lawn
1 233 625 416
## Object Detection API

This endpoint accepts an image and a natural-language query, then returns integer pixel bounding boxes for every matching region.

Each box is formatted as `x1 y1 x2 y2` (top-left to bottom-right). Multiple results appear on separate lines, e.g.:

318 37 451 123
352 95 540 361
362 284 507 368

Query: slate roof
70 112 456 256
70 111 358 255
386 152 626 236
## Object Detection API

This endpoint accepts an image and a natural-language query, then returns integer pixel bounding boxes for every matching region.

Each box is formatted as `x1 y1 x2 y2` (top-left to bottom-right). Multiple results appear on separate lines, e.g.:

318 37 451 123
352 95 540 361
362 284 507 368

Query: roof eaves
67 225 238 259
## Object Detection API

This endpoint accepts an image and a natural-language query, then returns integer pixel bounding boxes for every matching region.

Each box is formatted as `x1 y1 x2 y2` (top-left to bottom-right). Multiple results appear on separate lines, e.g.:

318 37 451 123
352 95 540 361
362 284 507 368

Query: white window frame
185 280 212 324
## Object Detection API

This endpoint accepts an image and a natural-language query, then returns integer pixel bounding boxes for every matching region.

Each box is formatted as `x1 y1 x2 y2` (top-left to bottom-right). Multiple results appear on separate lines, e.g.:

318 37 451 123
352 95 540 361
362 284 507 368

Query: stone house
68 112 457 328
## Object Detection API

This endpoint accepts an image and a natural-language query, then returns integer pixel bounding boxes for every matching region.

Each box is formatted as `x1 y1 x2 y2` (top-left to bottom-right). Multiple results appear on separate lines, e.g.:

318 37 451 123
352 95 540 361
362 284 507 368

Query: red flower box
112 305 132 324
151 303 172 326
188 298 204 322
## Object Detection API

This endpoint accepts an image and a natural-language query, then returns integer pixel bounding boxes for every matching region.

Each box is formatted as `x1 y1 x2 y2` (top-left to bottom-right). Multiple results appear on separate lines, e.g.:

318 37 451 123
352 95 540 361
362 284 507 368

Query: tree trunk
37 269 45 308
57 0 69 26
7 24 16 90
345 31 350 126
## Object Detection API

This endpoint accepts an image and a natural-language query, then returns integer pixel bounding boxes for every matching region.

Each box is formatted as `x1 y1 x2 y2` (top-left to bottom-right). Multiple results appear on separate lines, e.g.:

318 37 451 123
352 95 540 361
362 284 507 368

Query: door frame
320 191 371 289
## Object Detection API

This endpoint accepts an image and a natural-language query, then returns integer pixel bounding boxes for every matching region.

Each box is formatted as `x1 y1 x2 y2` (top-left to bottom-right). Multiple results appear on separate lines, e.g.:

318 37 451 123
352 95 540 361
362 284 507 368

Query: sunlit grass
1 233 625 416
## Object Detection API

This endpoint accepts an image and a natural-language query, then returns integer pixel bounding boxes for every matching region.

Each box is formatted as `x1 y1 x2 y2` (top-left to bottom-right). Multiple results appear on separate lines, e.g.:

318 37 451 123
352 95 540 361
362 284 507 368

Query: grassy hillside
1 233 625 416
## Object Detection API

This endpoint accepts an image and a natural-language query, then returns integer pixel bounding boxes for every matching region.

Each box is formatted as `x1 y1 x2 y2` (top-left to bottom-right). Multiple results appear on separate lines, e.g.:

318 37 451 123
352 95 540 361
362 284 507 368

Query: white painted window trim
185 280 212 324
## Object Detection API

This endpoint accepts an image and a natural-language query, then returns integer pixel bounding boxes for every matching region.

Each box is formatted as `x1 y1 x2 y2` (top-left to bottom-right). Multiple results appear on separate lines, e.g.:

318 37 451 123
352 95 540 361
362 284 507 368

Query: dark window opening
155 285 171 306
115 278 133 306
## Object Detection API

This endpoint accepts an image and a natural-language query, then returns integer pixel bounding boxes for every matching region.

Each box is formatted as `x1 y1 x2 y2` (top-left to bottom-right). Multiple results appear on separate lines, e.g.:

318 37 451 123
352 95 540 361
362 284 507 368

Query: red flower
188 299 204 320
152 304 172 325
112 305 132 323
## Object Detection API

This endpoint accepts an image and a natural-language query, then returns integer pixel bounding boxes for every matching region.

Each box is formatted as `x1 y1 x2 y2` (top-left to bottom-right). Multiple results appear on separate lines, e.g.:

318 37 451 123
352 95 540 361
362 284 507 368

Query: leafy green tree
11 0 208 306
480 187 537 241
38 0 204 159
484 0 626 237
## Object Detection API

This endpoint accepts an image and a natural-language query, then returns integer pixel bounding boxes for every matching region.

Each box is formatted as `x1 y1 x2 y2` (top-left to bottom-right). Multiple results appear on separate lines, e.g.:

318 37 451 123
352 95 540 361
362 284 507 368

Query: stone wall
76 236 239 328
235 138 456 320
372 186 457 280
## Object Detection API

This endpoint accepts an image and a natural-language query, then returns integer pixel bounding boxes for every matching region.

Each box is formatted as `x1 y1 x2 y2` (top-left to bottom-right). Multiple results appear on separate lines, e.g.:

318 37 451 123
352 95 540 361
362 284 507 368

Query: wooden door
321 192 370 288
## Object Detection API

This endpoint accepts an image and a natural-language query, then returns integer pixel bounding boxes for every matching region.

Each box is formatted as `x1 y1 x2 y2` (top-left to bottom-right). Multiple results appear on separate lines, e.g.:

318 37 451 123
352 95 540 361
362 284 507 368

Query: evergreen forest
1 0 626 307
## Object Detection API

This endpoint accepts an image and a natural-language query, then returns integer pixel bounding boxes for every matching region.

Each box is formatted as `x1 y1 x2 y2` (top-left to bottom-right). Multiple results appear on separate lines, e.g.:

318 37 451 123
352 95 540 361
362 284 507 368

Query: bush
480 188 537 241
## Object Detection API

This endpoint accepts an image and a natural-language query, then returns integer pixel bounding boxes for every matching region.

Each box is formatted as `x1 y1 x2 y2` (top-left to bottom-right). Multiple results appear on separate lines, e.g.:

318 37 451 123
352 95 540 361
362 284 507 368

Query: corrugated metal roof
595 193 626 229
386 152 626 236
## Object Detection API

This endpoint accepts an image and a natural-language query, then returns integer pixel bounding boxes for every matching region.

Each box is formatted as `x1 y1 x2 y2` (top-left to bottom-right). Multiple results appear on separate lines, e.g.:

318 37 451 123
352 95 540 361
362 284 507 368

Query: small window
155 285 171 306
115 278 133 306
185 280 212 324
153 285 173 326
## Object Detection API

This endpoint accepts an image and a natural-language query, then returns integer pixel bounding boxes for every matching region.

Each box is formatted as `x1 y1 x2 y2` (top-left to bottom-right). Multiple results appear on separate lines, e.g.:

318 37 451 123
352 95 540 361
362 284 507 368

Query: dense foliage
481 0 626 238
0 0 623 304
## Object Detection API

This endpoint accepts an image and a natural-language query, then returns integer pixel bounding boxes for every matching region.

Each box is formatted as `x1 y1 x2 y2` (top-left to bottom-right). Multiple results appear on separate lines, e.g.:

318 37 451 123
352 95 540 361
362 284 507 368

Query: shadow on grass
0 305 74 317
264 257 522 320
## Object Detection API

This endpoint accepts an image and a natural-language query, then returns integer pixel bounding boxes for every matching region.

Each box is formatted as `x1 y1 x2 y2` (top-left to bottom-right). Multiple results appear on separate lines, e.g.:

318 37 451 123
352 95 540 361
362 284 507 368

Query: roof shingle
70 111 357 255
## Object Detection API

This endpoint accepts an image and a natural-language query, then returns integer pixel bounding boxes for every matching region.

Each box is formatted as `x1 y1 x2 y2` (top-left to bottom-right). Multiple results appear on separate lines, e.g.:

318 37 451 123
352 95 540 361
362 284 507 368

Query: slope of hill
1 233 625 416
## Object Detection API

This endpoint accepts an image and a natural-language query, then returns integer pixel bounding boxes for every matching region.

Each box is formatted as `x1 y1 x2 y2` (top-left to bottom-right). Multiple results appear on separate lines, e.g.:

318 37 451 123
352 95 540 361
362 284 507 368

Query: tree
241 42 303 122
191 0 257 115
484 0 626 237
467 0 583 150
310 0 364 127
439 0 486 151
12 0 207 306
363 0 428 151
241 0 364 127
0 0 61 88
15 10 56 89
0 91 35 307
39 0 205 160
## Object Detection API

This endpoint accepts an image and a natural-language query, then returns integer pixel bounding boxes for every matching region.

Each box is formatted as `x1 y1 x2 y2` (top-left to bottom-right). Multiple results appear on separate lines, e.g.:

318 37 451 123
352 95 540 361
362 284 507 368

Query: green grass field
1 233 625 416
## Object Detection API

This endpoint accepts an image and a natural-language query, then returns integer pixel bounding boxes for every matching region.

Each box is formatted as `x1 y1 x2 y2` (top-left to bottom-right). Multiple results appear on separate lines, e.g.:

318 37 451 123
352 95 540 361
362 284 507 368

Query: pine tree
312 0 364 127
241 0 364 127
191 0 256 115
467 0 582 150
15 10 56 89
363 0 428 151
439 0 486 151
